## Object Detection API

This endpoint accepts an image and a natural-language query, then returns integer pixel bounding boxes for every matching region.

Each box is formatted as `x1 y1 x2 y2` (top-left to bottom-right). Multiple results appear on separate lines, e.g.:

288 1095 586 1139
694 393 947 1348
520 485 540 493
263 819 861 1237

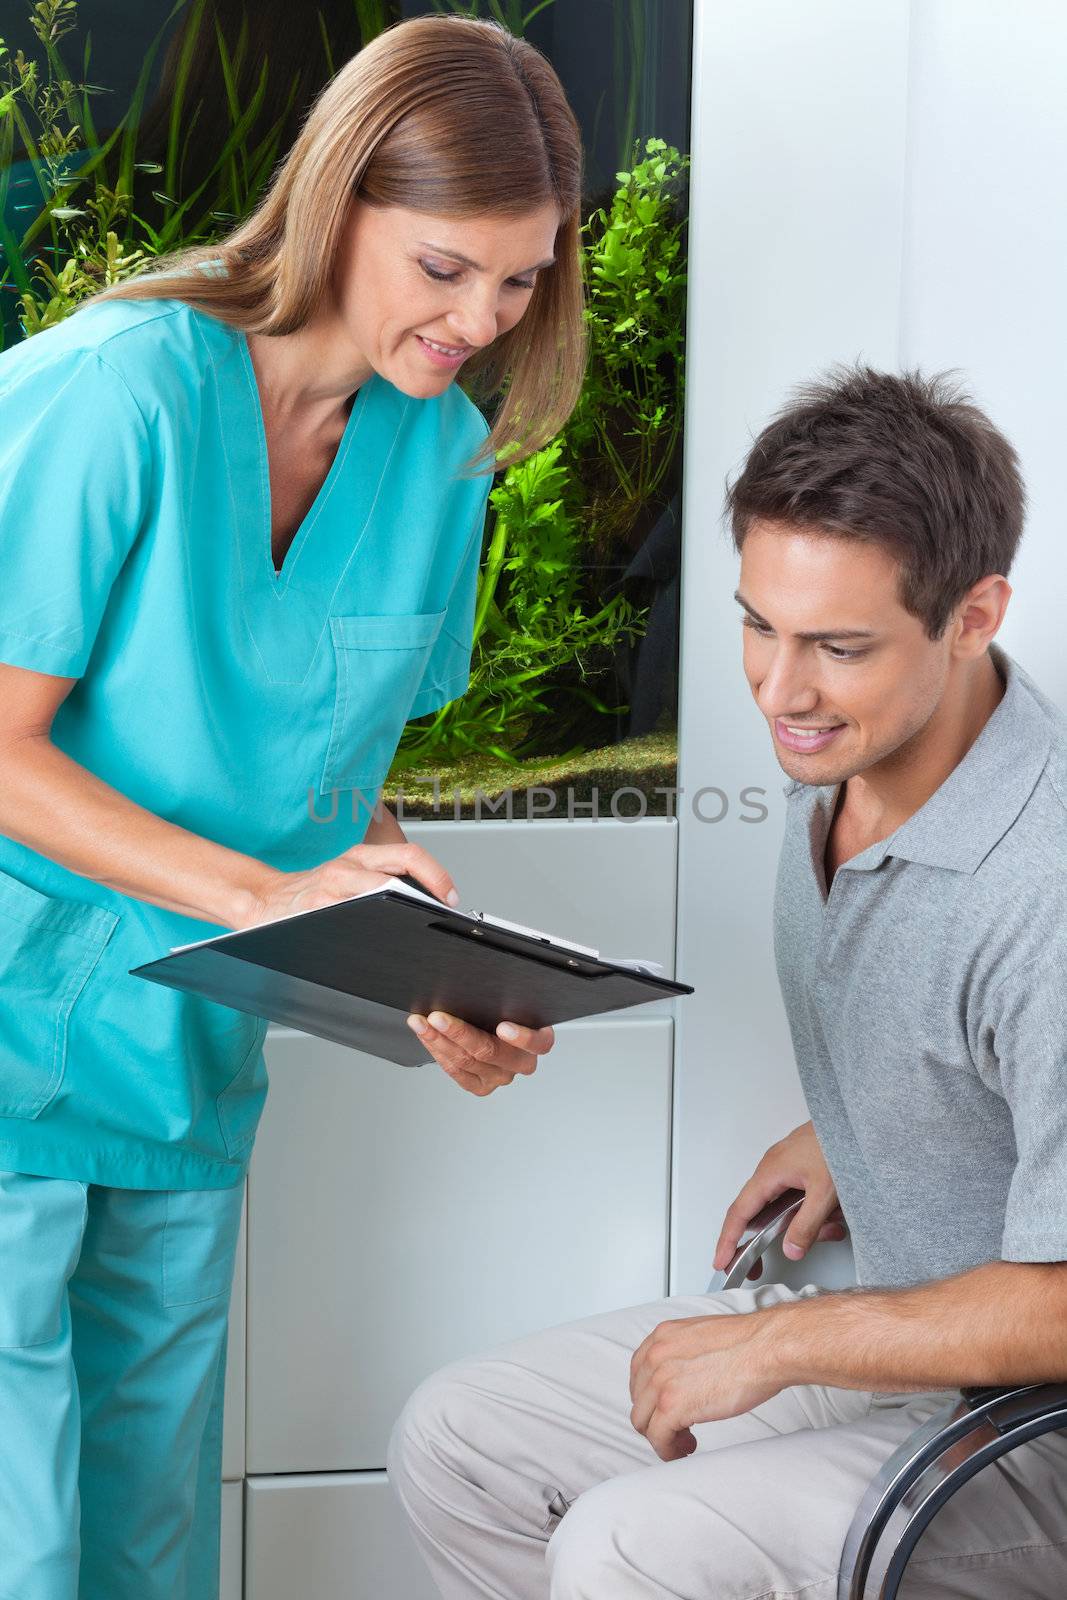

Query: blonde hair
91 14 587 475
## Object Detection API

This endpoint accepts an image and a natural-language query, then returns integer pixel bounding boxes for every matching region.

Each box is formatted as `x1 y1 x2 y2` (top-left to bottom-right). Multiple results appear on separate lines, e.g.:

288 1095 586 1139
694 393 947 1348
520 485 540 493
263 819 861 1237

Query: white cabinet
220 1481 243 1600
245 1473 438 1600
247 1015 673 1472
236 814 680 1594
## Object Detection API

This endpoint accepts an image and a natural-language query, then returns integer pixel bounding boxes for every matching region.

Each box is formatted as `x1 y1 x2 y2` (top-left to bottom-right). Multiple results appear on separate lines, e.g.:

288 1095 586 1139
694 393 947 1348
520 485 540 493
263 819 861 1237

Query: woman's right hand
232 840 459 929
711 1120 847 1280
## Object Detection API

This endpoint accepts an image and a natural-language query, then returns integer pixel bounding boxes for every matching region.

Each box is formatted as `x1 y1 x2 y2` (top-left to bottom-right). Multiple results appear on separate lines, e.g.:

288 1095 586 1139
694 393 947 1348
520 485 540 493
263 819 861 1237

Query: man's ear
951 573 1012 659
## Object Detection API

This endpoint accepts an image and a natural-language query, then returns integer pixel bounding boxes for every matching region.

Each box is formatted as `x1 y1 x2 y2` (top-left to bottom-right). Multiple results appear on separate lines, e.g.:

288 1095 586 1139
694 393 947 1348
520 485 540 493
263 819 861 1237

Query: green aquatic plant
0 0 393 345
13 206 148 335
393 437 644 770
1 5 687 780
569 137 689 553
0 0 172 336
395 138 688 769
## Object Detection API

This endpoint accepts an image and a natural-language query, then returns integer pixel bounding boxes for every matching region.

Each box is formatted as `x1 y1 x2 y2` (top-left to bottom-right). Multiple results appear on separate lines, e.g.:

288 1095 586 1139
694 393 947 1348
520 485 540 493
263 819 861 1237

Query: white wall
900 0 1067 694
672 0 1067 1291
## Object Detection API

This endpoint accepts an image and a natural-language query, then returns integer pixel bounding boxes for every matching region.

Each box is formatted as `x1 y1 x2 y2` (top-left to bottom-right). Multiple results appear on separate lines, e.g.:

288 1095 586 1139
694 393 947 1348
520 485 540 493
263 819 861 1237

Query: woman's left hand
406 1011 555 1095
358 806 555 1093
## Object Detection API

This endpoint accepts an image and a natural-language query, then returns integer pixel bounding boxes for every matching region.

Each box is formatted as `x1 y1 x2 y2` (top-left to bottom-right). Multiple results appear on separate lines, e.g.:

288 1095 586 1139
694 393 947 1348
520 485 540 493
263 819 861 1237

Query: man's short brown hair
725 365 1026 637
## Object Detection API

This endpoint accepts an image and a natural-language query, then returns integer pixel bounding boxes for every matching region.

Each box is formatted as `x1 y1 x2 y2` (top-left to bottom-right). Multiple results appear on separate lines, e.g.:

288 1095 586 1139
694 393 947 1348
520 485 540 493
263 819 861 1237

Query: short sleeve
406 473 492 720
0 345 150 677
981 952 1067 1262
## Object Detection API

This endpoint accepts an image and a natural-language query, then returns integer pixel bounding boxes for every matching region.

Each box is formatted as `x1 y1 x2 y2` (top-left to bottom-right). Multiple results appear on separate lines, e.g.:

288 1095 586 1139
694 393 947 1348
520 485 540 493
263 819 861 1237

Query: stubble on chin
771 735 869 790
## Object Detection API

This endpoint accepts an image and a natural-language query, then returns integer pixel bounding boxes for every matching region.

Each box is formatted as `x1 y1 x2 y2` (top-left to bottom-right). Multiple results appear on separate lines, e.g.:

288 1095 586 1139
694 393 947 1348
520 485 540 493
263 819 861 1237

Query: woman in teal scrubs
0 15 584 1597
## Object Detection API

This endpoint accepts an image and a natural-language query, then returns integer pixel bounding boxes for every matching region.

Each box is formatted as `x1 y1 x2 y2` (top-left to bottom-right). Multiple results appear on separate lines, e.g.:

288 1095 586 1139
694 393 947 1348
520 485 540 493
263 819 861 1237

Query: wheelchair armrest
706 1188 806 1292
839 1382 1067 1597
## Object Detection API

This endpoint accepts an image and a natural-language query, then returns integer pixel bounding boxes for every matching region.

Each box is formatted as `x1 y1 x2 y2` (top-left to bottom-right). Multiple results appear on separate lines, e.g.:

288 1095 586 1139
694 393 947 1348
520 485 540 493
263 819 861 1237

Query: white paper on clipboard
165 874 662 973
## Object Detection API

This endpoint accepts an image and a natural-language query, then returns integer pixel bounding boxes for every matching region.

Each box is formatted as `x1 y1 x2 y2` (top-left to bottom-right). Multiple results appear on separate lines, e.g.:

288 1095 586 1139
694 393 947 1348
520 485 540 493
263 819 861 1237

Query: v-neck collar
201 309 412 685
233 326 374 592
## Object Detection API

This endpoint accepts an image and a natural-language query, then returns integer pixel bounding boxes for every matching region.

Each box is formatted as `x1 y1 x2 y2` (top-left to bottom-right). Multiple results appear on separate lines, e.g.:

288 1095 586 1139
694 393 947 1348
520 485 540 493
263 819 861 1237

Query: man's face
737 520 953 786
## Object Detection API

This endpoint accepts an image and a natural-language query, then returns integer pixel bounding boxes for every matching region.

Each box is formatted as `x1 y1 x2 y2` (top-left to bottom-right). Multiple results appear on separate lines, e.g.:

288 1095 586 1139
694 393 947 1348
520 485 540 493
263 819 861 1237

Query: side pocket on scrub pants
0 869 119 1120
319 610 446 796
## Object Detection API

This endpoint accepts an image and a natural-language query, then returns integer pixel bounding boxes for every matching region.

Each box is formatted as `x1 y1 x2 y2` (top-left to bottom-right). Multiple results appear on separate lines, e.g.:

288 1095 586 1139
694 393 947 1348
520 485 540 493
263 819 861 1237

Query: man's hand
406 1012 555 1096
630 1312 784 1461
712 1120 847 1279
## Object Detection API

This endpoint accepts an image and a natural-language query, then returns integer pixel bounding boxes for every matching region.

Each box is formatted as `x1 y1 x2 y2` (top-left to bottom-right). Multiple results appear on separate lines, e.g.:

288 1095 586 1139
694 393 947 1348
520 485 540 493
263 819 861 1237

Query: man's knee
387 1358 490 1502
545 1460 814 1600
545 1476 648 1598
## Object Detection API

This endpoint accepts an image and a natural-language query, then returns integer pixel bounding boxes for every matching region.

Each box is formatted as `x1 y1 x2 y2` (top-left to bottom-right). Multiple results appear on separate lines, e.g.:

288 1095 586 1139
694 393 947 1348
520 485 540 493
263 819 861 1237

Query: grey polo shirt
774 643 1067 1288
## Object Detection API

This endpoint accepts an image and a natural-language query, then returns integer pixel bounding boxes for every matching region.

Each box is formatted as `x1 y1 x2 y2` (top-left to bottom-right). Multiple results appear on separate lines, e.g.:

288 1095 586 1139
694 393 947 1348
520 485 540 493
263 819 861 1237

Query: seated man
387 366 1067 1600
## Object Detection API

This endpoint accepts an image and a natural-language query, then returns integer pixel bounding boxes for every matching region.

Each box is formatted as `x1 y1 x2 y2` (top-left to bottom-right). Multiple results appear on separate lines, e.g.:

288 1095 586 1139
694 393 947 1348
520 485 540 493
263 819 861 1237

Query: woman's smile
414 332 471 369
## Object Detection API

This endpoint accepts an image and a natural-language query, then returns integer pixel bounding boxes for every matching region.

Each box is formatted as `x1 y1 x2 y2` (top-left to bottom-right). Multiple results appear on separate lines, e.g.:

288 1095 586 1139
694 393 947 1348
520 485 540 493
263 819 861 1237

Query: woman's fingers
247 841 466 927
495 1019 555 1057
423 1012 527 1076
394 843 459 904
408 1016 516 1095
406 1011 553 1095
419 1012 552 1073
341 841 459 906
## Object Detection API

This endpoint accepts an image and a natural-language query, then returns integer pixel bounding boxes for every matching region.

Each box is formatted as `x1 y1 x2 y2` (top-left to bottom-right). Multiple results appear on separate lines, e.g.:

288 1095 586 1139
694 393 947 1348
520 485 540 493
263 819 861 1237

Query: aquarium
0 0 692 816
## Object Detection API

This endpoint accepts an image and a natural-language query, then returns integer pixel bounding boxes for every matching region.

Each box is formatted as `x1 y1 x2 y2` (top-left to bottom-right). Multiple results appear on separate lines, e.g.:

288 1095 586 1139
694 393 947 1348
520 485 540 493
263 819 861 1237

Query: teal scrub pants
0 1169 244 1600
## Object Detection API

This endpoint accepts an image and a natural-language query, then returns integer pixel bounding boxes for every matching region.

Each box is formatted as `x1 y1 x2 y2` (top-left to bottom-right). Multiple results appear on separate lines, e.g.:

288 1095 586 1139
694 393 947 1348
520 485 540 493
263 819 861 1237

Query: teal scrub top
0 297 493 1190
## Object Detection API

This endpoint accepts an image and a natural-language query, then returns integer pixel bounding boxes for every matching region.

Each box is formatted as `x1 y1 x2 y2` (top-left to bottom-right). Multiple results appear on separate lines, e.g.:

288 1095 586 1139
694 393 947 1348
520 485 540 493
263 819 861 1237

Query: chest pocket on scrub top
0 869 119 1120
319 610 446 795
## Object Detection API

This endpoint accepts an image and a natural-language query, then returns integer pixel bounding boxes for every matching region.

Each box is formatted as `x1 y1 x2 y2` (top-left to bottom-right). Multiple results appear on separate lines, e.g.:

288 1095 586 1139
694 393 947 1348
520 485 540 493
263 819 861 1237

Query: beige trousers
387 1283 1067 1599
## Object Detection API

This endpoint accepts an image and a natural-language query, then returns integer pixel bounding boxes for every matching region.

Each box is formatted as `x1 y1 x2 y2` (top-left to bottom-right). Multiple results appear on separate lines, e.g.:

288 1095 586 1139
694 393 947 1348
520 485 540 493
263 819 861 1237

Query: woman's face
330 197 561 396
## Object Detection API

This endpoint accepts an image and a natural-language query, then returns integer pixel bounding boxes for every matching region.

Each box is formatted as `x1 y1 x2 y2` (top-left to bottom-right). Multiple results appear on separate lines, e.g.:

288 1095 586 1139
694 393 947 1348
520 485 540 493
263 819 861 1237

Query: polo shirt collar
788 644 1053 878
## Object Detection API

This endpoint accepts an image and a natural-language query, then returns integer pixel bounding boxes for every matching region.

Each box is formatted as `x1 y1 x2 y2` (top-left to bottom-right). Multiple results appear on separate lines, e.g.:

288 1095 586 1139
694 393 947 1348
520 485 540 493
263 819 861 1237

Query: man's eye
824 645 867 661
741 616 771 635
421 262 459 283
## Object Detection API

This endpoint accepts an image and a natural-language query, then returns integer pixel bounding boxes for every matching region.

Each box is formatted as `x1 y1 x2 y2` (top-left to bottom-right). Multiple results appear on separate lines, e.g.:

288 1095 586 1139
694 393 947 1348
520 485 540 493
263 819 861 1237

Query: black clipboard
130 880 694 1066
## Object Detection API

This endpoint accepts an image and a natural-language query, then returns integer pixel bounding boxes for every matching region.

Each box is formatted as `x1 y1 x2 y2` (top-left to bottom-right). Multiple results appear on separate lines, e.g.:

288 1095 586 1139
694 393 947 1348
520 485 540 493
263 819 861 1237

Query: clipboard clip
429 918 610 978
468 907 600 959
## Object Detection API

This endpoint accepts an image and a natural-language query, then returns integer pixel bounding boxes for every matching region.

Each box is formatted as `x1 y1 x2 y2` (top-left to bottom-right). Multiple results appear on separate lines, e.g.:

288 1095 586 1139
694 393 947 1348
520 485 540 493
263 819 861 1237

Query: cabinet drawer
245 1473 437 1600
247 1016 672 1471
